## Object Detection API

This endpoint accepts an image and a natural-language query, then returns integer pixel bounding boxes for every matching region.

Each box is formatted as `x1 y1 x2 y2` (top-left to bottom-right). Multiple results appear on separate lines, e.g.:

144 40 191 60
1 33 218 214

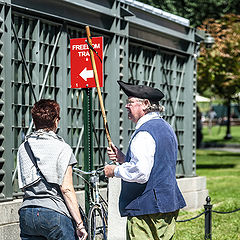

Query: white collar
135 112 161 129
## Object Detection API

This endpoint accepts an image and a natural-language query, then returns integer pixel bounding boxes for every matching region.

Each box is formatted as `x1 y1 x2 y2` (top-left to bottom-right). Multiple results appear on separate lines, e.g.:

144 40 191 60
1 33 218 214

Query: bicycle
73 167 108 240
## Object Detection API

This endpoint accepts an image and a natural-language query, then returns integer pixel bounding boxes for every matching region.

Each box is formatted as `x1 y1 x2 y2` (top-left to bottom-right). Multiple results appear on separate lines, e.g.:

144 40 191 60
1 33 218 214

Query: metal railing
176 196 240 240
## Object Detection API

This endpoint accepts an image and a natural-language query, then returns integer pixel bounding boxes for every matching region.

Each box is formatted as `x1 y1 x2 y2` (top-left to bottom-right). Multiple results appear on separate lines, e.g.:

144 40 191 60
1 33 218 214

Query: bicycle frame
73 167 105 205
73 167 108 240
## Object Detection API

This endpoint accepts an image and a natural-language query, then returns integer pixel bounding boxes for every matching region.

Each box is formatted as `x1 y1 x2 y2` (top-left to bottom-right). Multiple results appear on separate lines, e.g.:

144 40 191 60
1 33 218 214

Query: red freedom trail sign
70 37 103 88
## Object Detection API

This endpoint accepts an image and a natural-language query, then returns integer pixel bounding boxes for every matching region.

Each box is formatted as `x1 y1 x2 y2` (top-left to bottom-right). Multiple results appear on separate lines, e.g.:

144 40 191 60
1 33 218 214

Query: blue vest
119 118 186 217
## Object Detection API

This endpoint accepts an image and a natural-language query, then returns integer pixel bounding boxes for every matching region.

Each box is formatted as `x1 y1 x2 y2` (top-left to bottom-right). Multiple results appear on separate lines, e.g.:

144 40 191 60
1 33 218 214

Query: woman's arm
60 166 87 240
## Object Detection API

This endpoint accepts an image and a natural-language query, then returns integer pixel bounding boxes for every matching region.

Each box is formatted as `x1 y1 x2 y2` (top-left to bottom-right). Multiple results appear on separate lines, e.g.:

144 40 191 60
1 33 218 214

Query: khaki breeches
126 210 179 240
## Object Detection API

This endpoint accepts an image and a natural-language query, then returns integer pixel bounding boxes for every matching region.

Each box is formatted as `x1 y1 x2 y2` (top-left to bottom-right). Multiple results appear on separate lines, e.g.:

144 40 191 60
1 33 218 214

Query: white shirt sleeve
114 131 155 184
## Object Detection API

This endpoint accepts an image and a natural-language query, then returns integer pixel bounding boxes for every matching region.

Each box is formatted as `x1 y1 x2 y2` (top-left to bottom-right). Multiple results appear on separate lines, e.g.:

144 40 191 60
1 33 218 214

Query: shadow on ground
196 164 236 169
207 152 240 157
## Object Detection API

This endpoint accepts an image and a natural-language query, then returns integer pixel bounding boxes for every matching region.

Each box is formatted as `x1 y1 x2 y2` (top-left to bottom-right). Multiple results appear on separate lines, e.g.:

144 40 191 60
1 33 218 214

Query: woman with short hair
17 99 87 240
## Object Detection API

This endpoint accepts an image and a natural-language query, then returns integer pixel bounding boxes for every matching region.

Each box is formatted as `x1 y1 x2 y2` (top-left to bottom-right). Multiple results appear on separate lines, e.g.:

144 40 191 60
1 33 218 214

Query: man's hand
107 143 125 164
104 165 117 178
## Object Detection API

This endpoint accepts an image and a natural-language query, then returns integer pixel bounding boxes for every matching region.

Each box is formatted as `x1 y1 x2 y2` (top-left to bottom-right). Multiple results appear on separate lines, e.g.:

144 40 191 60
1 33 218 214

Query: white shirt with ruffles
114 112 161 184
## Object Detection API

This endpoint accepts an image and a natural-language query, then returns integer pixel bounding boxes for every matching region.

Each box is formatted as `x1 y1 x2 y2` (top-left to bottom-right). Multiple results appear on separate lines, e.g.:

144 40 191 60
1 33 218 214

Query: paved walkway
201 142 240 153
206 147 240 153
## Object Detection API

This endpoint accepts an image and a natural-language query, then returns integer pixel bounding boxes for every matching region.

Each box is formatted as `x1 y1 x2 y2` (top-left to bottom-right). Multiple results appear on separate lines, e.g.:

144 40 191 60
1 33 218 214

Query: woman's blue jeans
19 207 78 240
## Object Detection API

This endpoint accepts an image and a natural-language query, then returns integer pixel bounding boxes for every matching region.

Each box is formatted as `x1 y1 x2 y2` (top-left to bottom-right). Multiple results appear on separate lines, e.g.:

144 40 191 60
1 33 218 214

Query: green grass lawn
174 149 240 240
202 125 240 145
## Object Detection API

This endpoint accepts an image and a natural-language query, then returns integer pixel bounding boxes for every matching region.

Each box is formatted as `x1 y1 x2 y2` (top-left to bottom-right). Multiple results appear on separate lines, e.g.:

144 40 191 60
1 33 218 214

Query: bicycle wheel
88 204 108 240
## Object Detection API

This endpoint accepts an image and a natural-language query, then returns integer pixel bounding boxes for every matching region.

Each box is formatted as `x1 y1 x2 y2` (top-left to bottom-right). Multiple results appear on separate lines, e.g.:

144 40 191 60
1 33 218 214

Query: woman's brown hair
31 99 60 131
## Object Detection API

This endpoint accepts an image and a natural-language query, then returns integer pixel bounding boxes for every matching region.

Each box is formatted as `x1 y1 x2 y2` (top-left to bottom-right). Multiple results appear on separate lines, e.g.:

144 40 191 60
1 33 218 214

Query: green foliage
175 149 240 240
137 0 240 27
197 14 240 100
136 1 240 102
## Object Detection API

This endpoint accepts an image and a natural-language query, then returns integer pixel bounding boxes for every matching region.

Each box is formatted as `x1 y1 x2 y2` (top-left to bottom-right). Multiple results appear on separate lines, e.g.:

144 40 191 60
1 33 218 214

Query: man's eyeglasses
126 99 144 106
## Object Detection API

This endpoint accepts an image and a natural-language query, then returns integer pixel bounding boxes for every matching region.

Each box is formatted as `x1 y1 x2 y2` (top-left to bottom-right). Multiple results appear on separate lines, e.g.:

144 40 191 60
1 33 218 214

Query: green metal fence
0 0 202 201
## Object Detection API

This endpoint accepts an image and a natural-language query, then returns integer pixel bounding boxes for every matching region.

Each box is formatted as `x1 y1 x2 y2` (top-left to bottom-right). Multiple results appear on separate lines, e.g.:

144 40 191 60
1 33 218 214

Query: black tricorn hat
117 81 164 102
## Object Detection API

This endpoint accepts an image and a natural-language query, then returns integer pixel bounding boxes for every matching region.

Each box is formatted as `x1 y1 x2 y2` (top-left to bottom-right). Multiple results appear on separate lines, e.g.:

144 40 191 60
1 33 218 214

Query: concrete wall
178 176 208 210
0 199 21 240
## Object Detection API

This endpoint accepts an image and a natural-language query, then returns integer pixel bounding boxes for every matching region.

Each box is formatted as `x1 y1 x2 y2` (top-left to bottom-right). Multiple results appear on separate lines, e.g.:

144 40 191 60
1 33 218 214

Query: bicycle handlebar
73 161 116 176
73 167 104 176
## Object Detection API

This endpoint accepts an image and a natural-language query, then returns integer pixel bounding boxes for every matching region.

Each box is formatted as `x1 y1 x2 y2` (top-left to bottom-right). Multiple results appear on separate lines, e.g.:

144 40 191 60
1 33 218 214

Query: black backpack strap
24 141 47 182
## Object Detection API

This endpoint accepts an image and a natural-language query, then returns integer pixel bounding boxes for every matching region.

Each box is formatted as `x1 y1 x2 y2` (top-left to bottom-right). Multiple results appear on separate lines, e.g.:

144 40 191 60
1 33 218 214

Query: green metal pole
83 88 93 214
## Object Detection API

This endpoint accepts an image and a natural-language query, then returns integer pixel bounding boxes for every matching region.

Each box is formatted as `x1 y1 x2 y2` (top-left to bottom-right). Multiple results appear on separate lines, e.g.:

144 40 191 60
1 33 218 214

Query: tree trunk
224 98 232 140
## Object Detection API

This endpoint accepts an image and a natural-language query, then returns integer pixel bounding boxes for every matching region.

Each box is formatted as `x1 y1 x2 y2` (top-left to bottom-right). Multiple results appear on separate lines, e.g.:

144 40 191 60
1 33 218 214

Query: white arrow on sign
79 67 94 81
